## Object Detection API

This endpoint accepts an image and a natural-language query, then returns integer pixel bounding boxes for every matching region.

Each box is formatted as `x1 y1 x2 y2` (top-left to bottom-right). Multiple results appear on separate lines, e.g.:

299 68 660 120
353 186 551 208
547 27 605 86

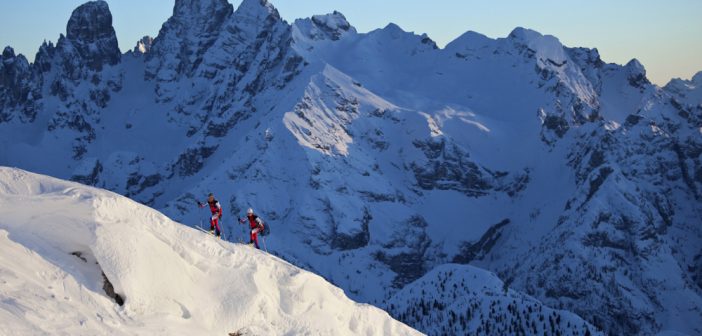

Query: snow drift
0 167 419 335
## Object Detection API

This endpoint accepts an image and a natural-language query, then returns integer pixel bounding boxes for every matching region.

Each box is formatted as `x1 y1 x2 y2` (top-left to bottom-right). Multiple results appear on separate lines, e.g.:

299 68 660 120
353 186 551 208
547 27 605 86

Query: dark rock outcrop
453 219 511 264
0 47 40 122
133 36 154 55
65 1 121 70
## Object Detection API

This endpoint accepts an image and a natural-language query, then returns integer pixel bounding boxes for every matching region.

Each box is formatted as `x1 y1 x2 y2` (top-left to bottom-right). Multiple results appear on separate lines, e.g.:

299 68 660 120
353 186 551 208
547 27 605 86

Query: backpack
260 221 271 236
247 214 270 236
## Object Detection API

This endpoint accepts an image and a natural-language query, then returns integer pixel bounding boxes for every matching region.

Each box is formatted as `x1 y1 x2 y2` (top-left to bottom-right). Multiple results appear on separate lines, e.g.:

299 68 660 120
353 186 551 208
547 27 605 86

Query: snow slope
0 167 420 335
387 264 601 336
665 71 702 109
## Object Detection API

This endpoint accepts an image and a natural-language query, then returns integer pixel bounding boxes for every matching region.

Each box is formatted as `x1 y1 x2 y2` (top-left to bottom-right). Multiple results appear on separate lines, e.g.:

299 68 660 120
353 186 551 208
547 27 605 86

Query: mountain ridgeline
1 0 701 335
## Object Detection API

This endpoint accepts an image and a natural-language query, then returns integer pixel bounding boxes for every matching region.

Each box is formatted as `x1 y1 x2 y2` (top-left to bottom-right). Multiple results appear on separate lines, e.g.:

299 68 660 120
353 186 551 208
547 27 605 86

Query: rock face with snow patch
132 36 154 55
0 47 40 122
665 71 702 110
65 0 121 70
145 0 232 81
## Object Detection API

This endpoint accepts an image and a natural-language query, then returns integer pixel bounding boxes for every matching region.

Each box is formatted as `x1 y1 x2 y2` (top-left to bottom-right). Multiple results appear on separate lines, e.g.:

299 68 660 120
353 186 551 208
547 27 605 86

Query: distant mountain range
1 0 700 334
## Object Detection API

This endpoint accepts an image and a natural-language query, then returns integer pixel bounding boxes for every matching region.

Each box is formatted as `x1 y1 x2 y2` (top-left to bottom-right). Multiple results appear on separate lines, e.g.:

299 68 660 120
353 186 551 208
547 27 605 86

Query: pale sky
1 0 700 86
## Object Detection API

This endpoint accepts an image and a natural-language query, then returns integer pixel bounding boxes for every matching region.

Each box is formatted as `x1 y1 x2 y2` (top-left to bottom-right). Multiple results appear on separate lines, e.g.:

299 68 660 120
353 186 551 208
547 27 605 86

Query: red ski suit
246 214 264 249
200 199 222 236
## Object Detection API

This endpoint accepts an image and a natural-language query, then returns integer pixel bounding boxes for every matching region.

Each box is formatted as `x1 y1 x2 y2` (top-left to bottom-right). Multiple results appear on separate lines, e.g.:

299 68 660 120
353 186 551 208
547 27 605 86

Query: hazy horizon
1 0 700 86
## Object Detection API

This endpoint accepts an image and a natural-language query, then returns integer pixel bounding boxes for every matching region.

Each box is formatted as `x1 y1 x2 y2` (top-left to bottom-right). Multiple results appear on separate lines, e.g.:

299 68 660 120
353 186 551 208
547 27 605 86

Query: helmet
247 208 254 215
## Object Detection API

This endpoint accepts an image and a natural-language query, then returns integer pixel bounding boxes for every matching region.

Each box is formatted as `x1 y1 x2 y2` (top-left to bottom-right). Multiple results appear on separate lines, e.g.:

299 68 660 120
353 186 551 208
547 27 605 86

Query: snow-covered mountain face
665 71 702 110
1 1 701 335
387 264 602 336
0 167 420 335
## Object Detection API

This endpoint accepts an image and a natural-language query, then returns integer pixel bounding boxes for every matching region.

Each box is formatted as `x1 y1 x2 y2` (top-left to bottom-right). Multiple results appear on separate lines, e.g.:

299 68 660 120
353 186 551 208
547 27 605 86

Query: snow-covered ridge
387 264 602 336
664 70 702 108
0 167 420 335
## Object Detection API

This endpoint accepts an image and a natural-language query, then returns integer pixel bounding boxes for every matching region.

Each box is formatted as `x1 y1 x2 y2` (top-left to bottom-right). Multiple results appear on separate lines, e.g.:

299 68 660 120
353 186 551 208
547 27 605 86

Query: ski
195 226 222 239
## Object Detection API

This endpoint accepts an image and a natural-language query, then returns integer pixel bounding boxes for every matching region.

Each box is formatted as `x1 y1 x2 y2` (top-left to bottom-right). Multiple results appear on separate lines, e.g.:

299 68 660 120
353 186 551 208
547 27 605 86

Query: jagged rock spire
65 0 120 70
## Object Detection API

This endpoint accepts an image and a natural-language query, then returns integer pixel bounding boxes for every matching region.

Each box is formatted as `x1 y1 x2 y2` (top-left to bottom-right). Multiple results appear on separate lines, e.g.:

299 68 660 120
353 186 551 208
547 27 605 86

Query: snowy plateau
1 0 701 335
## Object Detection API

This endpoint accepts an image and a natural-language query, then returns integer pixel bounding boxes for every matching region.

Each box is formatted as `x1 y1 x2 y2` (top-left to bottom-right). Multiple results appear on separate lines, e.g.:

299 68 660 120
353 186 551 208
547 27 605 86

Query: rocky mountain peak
1 46 30 80
310 11 354 39
2 46 16 60
228 0 286 37
445 31 493 53
664 70 702 107
624 58 650 88
293 11 355 43
173 0 233 22
508 27 566 64
692 71 702 85
236 0 280 20
66 1 113 41
624 58 645 74
368 23 437 50
0 45 35 122
133 36 154 54
33 41 55 73
508 26 545 41
0 47 28 72
146 0 233 79
381 22 405 36
65 0 120 70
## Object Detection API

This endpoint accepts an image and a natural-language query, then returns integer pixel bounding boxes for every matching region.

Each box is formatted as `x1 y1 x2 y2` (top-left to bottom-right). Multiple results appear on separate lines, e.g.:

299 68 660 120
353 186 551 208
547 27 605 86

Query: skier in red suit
198 193 222 238
240 208 264 249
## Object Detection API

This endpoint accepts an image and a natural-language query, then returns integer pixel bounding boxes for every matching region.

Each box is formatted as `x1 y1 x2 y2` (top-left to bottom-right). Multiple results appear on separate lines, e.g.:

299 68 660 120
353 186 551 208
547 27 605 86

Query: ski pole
200 212 204 231
197 201 203 230
237 218 244 243
242 218 247 244
261 236 268 253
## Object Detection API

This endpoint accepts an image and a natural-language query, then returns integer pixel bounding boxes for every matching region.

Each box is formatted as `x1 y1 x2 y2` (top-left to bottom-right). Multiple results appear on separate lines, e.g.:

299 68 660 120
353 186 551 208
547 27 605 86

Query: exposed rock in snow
65 0 121 70
133 36 154 55
508 27 568 65
624 58 650 89
146 0 233 80
665 71 702 109
0 46 38 122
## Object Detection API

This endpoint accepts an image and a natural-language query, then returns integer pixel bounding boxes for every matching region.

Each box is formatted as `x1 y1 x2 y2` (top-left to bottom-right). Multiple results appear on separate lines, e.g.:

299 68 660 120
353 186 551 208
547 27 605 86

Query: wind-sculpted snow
0 0 701 334
0 167 420 335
